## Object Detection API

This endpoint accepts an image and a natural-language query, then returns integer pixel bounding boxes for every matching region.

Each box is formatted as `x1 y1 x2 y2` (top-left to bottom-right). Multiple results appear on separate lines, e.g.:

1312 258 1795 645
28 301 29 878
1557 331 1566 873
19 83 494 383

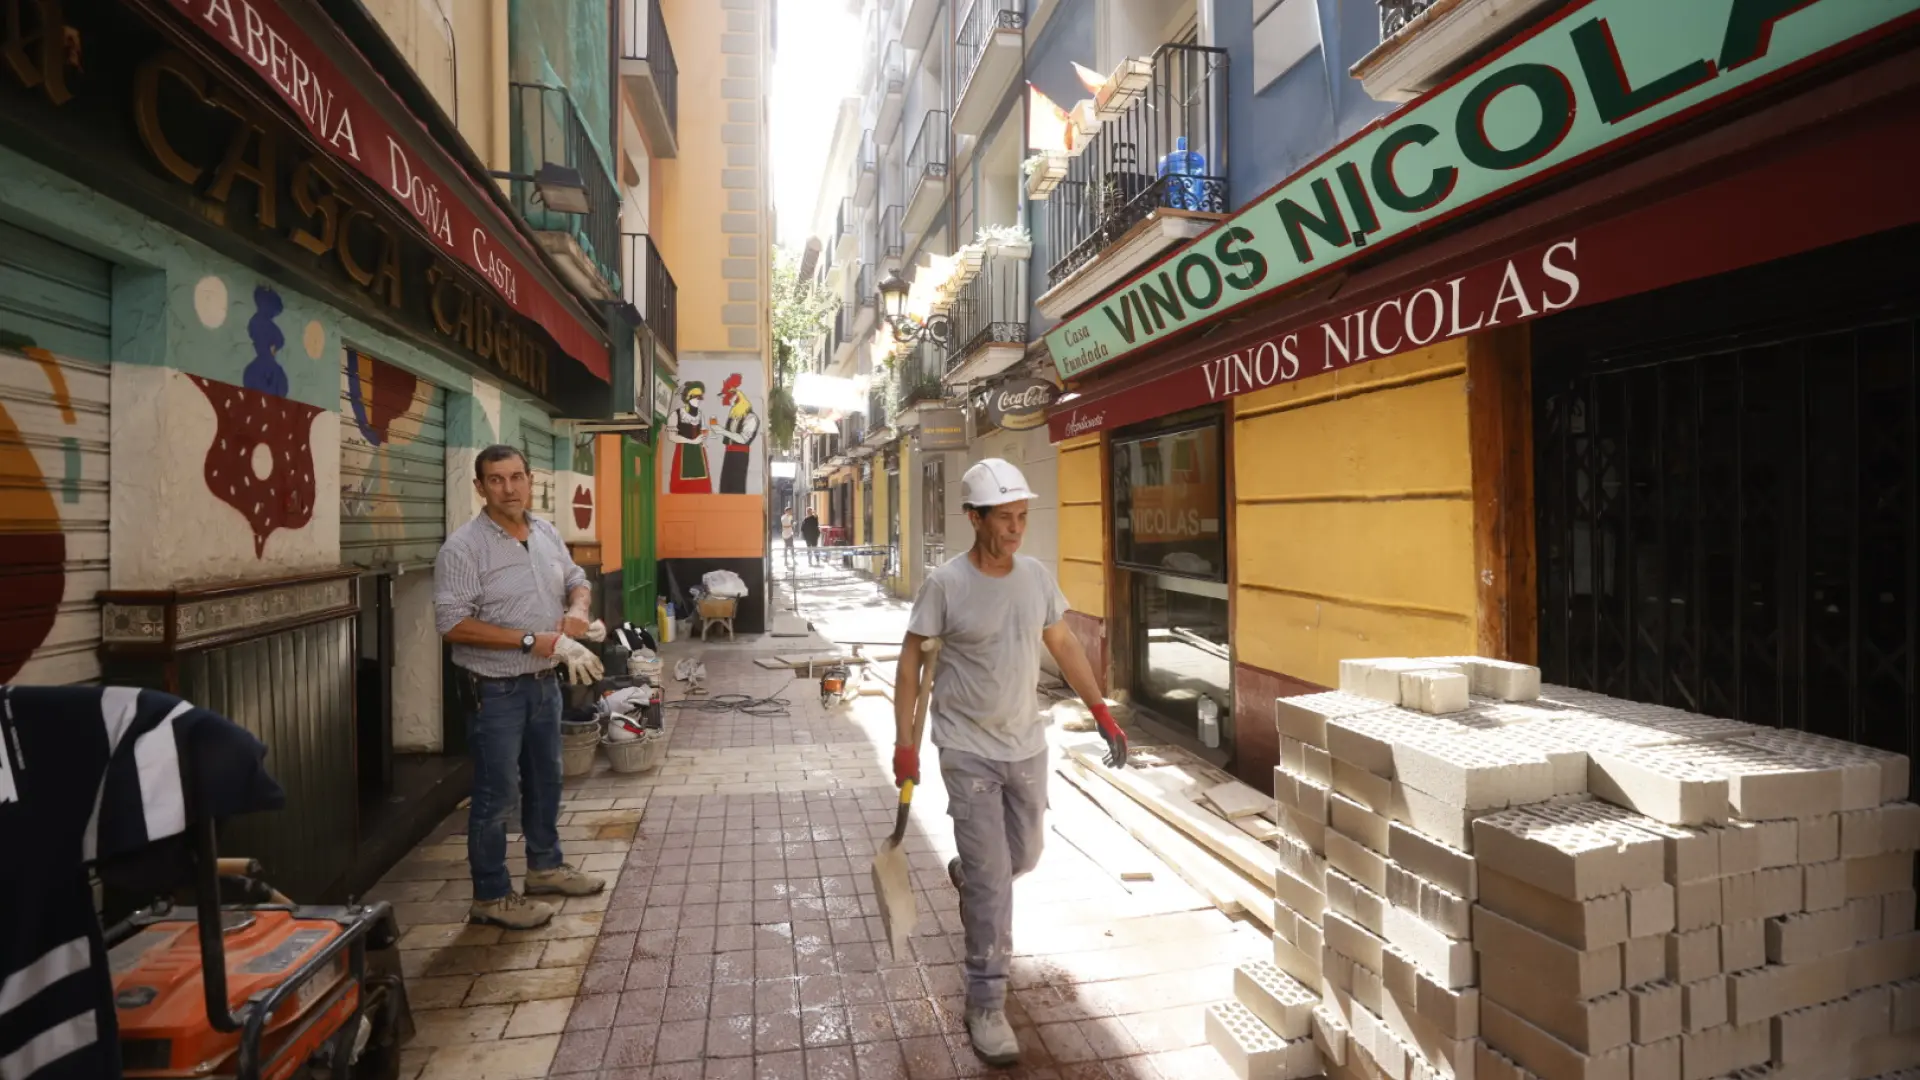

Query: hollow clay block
1392 732 1555 811
1471 802 1663 901
1477 865 1630 951
1586 747 1729 827
1480 999 1631 1080
1474 904 1624 1001
1391 822 1478 900
1234 960 1316 1040
1279 690 1391 750
1401 669 1471 716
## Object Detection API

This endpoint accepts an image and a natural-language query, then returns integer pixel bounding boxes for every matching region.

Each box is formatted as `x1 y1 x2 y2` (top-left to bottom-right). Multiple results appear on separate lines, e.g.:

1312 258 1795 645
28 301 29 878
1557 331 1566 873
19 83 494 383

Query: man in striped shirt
435 444 606 930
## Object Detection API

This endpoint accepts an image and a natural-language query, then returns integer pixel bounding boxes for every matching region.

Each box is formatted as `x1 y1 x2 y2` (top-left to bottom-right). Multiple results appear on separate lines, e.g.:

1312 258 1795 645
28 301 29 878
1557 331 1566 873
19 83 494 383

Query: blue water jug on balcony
1157 136 1207 212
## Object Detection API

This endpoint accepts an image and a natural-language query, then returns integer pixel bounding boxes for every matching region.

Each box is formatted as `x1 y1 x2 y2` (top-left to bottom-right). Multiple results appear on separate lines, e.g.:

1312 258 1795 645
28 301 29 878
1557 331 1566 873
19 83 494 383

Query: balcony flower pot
1070 100 1102 147
1023 151 1069 200
1094 57 1154 120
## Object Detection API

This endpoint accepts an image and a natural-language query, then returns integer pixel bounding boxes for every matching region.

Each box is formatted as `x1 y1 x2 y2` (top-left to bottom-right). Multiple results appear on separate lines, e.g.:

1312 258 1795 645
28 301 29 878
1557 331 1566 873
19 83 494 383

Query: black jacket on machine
0 685 284 1079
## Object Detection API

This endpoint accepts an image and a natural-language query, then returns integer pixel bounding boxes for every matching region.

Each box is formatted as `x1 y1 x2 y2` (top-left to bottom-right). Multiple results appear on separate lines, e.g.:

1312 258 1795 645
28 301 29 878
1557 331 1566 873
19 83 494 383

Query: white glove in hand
585 619 607 642
554 635 604 684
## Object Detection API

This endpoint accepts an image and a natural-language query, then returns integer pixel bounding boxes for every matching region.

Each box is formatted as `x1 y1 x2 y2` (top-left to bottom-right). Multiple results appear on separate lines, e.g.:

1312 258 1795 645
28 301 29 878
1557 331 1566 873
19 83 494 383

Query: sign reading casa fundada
1043 0 1920 379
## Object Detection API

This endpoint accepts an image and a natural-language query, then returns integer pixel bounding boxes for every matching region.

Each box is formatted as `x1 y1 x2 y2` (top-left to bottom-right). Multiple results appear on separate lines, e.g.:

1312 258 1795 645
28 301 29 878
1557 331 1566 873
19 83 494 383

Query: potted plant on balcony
1023 151 1069 200
1094 56 1155 120
977 223 1032 261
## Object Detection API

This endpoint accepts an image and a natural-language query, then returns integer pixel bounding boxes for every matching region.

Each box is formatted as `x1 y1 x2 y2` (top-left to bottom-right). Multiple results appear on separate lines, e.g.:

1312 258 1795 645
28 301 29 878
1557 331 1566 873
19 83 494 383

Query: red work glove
893 744 920 787
1091 703 1128 769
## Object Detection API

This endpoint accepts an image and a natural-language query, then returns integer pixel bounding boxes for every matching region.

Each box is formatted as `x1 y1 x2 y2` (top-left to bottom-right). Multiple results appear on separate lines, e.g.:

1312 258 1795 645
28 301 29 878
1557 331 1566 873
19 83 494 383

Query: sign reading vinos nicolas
1044 0 1920 380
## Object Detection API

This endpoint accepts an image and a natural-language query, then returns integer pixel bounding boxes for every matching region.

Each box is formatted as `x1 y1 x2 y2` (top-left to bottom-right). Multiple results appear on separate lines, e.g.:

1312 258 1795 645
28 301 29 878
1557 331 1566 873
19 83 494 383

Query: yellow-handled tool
872 637 940 961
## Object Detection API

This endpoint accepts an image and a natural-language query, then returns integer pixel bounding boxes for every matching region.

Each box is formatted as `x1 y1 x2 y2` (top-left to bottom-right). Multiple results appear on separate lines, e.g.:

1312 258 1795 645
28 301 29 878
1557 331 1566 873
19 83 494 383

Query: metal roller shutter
340 348 448 569
520 419 557 520
0 220 112 685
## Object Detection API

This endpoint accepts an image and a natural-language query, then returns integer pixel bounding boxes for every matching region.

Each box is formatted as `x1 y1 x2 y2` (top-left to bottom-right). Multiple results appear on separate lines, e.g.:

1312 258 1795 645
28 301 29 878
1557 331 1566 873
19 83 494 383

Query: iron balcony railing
856 130 877 184
620 233 677 359
622 0 678 142
510 82 621 289
838 411 866 448
908 110 949 205
1378 0 1434 42
836 197 855 248
897 339 946 407
880 205 905 260
956 0 1024 103
867 381 891 431
856 264 876 311
880 39 905 96
1045 43 1230 288
946 254 1029 367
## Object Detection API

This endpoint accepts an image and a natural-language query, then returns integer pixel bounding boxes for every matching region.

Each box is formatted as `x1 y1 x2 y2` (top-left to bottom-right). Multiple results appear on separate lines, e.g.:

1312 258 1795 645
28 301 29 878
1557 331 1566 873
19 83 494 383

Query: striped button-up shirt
434 510 588 678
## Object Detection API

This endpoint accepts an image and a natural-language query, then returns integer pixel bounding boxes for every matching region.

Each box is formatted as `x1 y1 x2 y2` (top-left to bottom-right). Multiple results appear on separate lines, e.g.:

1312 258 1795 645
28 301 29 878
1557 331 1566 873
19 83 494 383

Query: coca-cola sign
985 378 1058 431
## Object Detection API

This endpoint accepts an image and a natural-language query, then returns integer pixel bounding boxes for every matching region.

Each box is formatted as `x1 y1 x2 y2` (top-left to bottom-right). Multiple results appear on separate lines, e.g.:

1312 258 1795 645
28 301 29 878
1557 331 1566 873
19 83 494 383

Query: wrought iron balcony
954 0 1025 137
854 130 878 207
838 411 866 449
880 205 905 263
866 381 892 433
945 254 1028 370
1044 43 1229 289
621 233 677 361
874 40 906 143
619 0 678 156
856 264 876 312
896 339 947 408
509 82 621 294
834 196 858 261
904 111 949 238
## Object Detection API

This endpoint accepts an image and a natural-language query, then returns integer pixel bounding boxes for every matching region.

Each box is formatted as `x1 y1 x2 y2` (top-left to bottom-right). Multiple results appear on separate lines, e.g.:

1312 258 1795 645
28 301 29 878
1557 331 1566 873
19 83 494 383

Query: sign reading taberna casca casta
1044 0 1920 380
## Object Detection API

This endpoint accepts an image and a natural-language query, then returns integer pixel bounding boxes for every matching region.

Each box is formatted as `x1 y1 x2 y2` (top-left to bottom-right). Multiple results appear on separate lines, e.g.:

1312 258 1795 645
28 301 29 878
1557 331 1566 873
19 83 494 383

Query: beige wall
361 0 511 170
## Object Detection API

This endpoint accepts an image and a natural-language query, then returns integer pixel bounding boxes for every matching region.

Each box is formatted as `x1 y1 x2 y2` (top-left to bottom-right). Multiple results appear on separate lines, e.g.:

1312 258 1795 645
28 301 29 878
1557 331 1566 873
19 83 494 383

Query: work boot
468 892 554 930
525 863 606 897
964 1006 1020 1067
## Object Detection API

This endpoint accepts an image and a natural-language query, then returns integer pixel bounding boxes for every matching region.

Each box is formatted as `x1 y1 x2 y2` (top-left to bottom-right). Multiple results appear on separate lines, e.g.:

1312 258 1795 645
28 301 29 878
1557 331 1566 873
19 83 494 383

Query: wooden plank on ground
1233 816 1282 843
1203 780 1275 820
1064 743 1282 887
1059 760 1276 931
1048 780 1164 885
1057 761 1245 918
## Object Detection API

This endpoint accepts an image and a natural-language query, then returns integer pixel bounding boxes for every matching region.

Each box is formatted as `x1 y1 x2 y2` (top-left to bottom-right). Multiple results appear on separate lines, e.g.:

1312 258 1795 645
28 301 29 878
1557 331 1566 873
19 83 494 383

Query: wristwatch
520 632 536 653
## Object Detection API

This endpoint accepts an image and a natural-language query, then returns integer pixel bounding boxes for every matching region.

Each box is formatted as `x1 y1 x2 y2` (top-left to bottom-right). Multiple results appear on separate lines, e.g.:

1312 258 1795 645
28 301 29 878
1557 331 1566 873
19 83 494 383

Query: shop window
1132 573 1231 739
1111 420 1226 581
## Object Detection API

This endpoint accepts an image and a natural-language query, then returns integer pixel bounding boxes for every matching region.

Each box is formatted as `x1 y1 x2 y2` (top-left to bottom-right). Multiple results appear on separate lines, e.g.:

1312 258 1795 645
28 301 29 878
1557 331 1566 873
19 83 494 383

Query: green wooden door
622 433 657 622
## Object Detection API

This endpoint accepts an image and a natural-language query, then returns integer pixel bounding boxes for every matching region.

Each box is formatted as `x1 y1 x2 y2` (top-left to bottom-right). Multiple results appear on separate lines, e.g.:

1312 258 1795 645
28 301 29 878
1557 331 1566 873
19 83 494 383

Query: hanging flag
1071 61 1107 95
1027 83 1071 153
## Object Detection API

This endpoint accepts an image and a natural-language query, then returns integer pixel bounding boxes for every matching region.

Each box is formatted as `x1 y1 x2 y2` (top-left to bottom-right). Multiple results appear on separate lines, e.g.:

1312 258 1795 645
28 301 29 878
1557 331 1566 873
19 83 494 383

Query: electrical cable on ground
663 675 803 718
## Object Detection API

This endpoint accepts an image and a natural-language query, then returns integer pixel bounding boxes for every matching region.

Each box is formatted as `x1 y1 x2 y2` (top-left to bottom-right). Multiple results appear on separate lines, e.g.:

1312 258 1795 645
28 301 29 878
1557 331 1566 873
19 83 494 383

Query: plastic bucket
561 738 599 777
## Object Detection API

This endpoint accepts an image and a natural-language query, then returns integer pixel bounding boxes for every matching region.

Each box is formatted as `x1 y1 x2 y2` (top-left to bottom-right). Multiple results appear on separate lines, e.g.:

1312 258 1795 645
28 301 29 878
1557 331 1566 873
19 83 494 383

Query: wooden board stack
1197 654 1920 1080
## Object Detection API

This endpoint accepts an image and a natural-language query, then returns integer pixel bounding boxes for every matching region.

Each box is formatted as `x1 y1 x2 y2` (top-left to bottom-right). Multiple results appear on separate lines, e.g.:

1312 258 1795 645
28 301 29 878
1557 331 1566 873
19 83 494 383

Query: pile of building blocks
1202 654 1920 1080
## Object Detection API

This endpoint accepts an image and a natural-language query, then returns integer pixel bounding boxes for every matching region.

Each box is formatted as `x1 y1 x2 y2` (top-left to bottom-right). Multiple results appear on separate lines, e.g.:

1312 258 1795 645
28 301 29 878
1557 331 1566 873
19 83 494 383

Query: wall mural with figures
662 359 764 496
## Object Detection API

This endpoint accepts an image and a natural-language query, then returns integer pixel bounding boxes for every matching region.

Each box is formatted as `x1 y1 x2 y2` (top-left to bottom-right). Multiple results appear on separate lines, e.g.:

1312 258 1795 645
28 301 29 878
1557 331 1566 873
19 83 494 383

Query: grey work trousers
939 746 1049 1011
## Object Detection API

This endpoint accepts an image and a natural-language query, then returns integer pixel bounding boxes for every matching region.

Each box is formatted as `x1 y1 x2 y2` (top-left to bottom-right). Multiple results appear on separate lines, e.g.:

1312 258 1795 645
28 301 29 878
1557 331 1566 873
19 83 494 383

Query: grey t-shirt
907 553 1069 762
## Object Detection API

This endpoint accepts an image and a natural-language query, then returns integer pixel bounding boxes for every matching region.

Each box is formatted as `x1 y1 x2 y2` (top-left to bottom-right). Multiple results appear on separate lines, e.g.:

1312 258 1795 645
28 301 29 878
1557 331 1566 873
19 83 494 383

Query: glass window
1112 421 1226 581
1133 573 1231 737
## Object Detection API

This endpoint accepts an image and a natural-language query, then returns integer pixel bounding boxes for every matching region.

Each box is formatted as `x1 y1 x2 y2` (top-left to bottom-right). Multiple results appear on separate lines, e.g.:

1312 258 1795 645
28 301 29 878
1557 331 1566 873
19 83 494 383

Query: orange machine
103 832 410 1080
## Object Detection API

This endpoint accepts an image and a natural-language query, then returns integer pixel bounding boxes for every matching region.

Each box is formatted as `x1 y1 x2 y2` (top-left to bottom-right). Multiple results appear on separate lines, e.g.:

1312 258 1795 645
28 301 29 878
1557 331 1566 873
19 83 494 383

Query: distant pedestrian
801 510 821 564
434 445 608 930
891 458 1127 1066
781 507 795 563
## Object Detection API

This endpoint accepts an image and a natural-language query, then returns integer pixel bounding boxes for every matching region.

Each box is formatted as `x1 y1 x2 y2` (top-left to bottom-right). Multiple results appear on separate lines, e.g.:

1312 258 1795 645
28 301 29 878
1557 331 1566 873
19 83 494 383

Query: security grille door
0 221 112 685
340 349 448 568
1534 228 1920 756
521 420 557 519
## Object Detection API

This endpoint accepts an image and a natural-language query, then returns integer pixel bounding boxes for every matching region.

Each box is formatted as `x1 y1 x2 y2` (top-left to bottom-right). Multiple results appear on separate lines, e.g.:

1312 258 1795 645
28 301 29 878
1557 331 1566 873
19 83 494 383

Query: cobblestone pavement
372 563 1259 1079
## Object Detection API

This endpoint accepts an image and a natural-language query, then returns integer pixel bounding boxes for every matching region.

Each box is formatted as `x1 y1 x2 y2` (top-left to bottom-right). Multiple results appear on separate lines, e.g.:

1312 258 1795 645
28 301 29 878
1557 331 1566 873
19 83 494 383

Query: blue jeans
467 674 565 901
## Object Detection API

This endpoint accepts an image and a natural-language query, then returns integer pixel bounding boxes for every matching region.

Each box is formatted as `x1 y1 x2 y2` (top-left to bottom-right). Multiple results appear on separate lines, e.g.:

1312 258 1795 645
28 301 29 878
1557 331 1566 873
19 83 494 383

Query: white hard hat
961 458 1037 509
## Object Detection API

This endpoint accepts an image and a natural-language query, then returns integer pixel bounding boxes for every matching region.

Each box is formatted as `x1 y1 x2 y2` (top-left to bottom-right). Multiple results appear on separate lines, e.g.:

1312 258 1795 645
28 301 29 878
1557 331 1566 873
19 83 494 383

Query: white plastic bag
702 570 750 598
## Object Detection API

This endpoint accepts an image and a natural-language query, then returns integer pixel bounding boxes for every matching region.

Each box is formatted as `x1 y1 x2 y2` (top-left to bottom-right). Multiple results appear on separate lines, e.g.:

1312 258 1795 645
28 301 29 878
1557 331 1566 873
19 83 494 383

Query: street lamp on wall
878 270 952 347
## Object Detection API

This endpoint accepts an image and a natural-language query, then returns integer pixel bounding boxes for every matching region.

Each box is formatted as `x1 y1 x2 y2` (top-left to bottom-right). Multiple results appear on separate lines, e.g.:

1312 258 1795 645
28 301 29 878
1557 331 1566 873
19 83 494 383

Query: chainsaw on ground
103 806 412 1079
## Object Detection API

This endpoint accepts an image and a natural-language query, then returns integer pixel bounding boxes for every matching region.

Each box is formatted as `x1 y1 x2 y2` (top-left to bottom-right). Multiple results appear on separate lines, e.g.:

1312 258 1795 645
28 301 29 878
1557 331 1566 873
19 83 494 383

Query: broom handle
891 639 941 842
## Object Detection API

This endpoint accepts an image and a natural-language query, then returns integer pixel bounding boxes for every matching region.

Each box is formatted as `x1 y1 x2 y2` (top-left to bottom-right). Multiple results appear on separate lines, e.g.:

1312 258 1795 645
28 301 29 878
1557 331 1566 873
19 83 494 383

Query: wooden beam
1467 322 1539 665
1063 744 1281 887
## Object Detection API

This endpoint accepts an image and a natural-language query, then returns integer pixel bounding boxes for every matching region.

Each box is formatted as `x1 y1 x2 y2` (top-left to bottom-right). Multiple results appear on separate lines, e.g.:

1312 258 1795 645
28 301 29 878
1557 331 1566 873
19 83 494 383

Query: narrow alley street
373 560 1262 1080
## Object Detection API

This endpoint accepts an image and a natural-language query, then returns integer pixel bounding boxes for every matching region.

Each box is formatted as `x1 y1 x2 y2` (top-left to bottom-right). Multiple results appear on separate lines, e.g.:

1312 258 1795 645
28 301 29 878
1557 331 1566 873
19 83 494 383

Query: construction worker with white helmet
892 457 1128 1067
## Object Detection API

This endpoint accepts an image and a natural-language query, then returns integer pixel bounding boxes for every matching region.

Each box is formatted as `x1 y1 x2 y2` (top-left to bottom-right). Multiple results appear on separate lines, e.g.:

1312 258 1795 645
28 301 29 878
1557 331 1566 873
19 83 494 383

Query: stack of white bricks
1205 652 1920 1080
